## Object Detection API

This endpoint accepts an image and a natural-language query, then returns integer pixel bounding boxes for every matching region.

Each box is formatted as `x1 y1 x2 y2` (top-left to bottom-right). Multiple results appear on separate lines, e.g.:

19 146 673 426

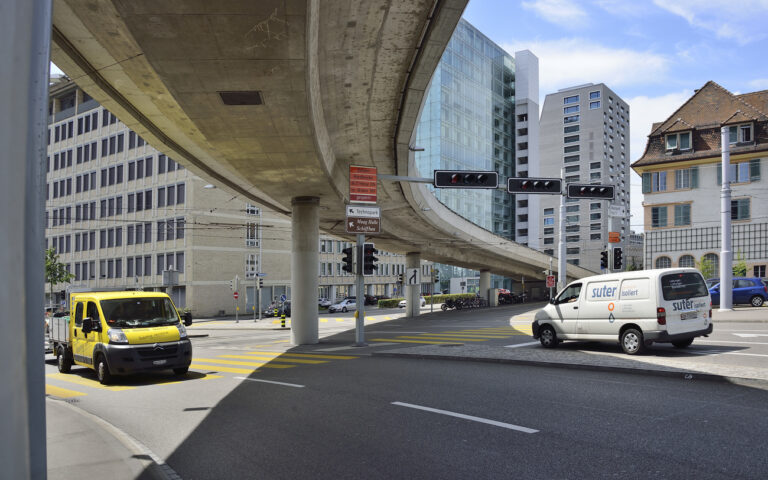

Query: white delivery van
530 268 712 355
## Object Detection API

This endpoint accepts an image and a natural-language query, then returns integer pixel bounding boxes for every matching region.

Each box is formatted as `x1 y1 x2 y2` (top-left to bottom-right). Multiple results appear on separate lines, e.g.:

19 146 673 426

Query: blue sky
464 0 768 231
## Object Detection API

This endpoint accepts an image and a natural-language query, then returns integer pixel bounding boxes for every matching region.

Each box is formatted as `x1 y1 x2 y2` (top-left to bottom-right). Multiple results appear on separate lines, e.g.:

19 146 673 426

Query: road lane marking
235 377 305 388
46 373 135 391
247 351 359 360
195 357 290 367
504 341 540 349
223 355 328 364
417 333 514 338
391 402 538 433
696 340 768 346
395 336 488 342
316 343 396 351
370 339 462 345
190 362 293 374
46 384 86 398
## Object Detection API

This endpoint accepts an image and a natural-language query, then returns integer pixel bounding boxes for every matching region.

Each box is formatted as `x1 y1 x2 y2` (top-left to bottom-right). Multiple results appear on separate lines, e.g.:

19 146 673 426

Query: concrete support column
330 285 337 302
1 1 51 477
406 252 421 317
479 270 491 304
290 197 319 345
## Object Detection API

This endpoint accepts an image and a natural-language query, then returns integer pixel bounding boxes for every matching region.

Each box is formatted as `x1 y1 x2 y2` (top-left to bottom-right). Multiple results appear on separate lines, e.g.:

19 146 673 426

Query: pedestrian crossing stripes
44 371 222 400
191 351 359 376
271 316 392 325
370 326 532 345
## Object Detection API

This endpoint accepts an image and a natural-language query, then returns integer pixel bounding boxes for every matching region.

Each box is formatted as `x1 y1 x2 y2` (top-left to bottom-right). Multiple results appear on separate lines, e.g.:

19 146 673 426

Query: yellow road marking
384 316 392 320
46 373 135 391
190 363 294 374
148 374 223 386
335 318 345 322
320 319 328 323
46 384 86 398
396 336 488 342
195 359 293 369
247 351 359 360
220 355 327 365
370 338 463 345
425 333 513 338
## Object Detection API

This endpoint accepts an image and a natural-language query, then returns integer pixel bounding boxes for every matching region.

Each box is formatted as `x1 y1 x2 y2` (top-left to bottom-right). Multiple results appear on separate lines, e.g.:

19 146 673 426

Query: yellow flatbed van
50 291 192 384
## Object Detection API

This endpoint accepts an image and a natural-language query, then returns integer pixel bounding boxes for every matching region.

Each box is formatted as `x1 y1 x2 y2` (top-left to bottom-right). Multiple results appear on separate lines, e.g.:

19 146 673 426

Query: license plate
680 311 697 320
153 359 167 365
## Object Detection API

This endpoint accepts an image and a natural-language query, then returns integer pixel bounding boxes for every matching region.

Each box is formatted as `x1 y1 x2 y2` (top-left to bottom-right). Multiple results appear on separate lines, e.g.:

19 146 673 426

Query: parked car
328 298 356 313
709 277 768 307
318 297 332 308
705 278 720 289
398 296 426 308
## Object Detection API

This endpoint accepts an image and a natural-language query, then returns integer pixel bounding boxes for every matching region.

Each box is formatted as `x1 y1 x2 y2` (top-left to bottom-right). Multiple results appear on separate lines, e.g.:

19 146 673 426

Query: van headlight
176 323 188 339
107 328 128 344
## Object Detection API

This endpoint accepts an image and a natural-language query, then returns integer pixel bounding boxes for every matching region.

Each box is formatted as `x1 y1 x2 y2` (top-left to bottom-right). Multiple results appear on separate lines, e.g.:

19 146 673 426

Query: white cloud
626 90 694 232
748 78 768 90
593 0 647 17
653 0 768 45
502 38 671 95
521 0 588 27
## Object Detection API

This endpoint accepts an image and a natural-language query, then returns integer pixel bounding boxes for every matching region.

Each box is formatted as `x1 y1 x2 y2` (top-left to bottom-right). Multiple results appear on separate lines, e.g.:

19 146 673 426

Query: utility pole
557 168 567 291
354 234 367 346
719 126 733 311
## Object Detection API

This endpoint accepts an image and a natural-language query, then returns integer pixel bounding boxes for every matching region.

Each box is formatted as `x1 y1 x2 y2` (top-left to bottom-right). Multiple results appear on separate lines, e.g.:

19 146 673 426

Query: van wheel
539 325 558 348
672 338 694 348
96 355 112 385
750 296 764 307
173 367 189 375
441 304 447 311
57 346 72 373
620 328 646 355
342 307 347 313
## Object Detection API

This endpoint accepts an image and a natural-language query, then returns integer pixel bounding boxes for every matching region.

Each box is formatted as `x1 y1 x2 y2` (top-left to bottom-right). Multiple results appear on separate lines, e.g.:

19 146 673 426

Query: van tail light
710 301 712 319
657 307 666 325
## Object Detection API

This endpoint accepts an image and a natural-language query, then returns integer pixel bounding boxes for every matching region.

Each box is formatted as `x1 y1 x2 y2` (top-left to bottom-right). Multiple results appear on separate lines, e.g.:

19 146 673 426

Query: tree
626 259 642 271
696 256 716 280
733 251 747 277
45 248 74 306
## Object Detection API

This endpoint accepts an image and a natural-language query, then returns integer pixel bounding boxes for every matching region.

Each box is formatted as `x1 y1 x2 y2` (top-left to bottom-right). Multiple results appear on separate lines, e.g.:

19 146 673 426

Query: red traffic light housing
362 243 379 276
434 170 498 189
341 247 354 274
508 177 562 194
566 183 615 199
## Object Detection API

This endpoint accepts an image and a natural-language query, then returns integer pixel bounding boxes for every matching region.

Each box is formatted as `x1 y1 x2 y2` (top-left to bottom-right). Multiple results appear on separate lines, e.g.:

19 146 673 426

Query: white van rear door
659 272 711 335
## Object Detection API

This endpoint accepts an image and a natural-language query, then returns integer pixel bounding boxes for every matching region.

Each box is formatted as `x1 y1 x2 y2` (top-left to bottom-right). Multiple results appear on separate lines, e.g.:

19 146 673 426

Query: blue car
709 277 767 307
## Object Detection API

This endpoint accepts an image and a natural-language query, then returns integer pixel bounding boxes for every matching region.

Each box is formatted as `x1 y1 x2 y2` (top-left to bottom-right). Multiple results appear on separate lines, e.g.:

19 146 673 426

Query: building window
589 91 600 99
674 167 699 189
543 237 554 245
674 204 691 226
651 206 667 227
565 215 579 223
590 162 601 169
564 125 579 133
246 223 259 247
563 135 579 144
564 105 579 114
754 265 766 278
566 205 579 213
718 159 760 184
589 101 600 109
543 208 554 215
563 95 579 104
665 131 691 150
642 171 667 193
728 124 752 143
544 217 554 226
564 155 580 164
655 256 672 268
590 233 601 240
566 247 580 255
564 115 579 124
565 165 580 173
731 198 750 220
679 255 695 268
564 145 580 153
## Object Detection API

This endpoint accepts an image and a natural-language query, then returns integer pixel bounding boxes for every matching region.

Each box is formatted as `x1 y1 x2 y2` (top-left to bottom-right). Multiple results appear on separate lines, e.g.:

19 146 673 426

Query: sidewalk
47 398 177 480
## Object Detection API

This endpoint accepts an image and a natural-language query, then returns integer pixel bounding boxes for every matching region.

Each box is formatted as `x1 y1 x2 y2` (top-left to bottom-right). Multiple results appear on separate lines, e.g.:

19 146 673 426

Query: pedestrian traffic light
600 250 609 269
258 278 264 288
433 170 498 189
507 177 562 194
229 280 234 291
342 247 354 274
362 243 378 276
613 247 623 270
397 273 404 283
566 184 615 199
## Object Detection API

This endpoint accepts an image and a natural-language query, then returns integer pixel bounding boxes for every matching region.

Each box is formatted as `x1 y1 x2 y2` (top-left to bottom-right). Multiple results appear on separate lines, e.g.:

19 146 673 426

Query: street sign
609 232 620 243
280 294 286 302
233 291 239 299
346 205 380 218
405 268 420 286
609 205 626 217
349 165 377 203
346 217 380 234
546 275 555 288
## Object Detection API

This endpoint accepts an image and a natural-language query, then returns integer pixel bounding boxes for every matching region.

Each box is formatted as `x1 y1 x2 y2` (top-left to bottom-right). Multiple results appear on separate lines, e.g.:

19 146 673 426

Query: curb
48 397 181 480
371 350 768 388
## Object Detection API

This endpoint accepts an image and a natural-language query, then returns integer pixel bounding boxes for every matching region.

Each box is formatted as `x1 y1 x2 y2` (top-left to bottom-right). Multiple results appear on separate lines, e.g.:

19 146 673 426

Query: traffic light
342 247 354 274
228 280 234 291
613 247 623 270
434 170 498 189
600 250 609 269
434 271 440 283
397 273 404 283
258 278 264 288
566 184 615 199
507 177 562 194
362 243 378 276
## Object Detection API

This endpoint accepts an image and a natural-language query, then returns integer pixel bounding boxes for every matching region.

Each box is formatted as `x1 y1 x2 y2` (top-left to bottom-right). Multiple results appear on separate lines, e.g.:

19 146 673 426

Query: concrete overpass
50 0 594 337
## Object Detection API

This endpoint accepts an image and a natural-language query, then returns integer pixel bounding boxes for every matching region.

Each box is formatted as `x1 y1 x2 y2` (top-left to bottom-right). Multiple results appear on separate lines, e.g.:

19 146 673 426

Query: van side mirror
549 297 556 305
82 317 92 334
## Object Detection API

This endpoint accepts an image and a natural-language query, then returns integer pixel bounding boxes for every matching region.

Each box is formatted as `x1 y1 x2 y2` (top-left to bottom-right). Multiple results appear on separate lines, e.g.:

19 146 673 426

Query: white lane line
696 340 768 346
235 377 304 388
391 401 538 434
504 341 540 349
723 351 768 358
316 343 397 352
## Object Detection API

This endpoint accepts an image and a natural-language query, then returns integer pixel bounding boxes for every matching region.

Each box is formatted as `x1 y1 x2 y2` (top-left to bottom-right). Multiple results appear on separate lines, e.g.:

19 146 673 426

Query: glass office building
414 19 539 290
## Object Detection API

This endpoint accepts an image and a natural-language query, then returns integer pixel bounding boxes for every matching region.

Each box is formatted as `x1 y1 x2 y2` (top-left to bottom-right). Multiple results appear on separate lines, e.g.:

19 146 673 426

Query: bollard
280 313 286 328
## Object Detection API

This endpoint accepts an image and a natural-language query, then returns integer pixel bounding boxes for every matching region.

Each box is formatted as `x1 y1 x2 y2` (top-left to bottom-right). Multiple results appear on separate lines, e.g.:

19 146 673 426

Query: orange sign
349 166 377 204
609 232 620 243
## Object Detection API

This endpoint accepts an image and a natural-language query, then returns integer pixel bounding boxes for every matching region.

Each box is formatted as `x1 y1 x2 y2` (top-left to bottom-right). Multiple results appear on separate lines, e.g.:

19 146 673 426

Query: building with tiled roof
631 81 768 279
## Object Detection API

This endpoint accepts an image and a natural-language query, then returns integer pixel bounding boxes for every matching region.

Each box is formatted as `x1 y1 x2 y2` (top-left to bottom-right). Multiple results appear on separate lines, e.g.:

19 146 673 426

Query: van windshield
661 273 708 301
100 297 179 328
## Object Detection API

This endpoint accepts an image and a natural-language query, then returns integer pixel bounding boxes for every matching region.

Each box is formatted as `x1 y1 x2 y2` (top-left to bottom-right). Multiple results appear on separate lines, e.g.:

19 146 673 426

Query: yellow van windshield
100 297 179 328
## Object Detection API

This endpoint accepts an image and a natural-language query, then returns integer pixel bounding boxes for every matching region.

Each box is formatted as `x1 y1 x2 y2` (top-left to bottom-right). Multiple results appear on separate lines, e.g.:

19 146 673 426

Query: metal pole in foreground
557 169 567 291
719 126 733 311
354 234 367 346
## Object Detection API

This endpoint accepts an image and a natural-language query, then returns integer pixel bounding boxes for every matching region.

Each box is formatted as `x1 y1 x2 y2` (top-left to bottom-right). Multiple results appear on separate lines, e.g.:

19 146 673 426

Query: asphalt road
44 304 768 479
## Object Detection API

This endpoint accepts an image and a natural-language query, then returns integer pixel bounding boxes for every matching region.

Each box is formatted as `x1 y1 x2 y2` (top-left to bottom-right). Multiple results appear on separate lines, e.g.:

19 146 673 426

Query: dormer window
728 123 752 144
665 131 691 151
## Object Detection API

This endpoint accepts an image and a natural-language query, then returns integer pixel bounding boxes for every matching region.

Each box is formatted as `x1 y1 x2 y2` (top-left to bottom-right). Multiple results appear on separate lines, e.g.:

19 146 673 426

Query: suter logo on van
672 299 707 311
590 286 617 298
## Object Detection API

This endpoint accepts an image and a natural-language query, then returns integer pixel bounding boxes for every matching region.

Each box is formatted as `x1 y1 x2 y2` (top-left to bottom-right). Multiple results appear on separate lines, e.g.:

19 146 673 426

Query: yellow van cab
50 291 192 384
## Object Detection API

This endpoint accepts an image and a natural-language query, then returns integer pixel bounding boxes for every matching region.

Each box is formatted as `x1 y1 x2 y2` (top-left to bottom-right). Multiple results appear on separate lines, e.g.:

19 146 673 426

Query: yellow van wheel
96 355 112 385
56 346 71 373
